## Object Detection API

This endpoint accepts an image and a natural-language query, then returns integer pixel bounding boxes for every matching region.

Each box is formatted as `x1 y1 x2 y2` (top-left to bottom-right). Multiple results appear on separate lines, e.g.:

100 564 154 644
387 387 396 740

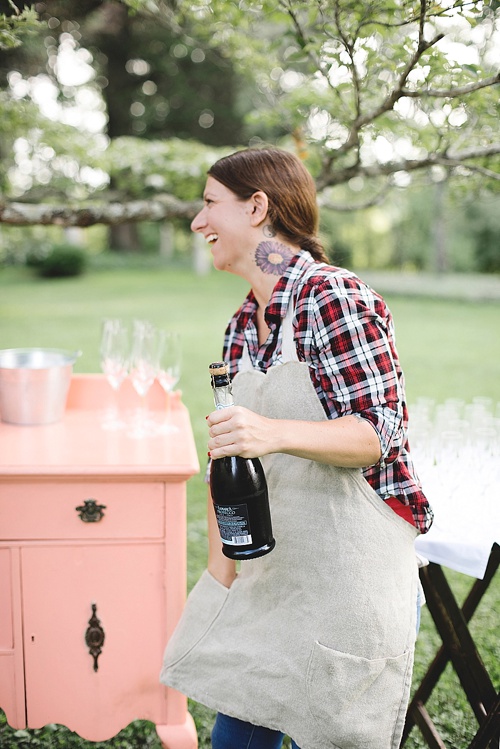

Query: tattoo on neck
254 241 295 276
263 224 276 238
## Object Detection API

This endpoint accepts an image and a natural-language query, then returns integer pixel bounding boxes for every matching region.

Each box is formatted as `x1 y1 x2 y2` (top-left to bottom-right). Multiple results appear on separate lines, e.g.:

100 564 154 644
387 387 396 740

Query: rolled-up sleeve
297 278 407 467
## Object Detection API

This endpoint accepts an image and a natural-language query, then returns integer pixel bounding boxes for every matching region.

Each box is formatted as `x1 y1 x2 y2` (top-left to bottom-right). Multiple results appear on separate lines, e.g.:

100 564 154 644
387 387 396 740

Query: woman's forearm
275 414 381 467
207 407 382 468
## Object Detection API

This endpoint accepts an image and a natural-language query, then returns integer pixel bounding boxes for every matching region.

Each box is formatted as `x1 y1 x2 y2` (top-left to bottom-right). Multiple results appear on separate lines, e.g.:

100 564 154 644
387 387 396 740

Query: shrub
36 244 87 278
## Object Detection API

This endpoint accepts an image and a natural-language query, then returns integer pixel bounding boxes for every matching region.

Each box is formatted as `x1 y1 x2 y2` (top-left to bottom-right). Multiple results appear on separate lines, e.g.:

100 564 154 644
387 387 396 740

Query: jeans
416 577 424 634
212 713 301 749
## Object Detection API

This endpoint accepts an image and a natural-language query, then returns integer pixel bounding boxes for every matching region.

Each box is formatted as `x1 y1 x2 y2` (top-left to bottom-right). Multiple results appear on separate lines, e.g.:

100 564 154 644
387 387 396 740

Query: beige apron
161 306 418 749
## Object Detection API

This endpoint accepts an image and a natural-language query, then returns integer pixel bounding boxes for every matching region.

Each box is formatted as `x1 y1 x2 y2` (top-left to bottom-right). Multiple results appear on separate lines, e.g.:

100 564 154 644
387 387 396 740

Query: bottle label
214 502 253 546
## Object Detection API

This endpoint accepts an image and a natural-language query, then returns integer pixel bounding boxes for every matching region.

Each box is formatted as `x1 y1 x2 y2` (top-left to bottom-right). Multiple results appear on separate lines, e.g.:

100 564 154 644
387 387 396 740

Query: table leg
467 692 499 749
156 713 198 749
402 544 499 747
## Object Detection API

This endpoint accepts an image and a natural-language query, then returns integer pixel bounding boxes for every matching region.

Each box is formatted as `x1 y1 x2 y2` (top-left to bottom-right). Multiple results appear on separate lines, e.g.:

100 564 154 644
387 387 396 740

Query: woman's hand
207 406 275 460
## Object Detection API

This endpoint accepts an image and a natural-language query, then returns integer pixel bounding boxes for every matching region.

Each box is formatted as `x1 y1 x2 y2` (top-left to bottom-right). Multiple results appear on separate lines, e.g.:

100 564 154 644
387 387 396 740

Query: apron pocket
161 569 231 671
306 640 412 749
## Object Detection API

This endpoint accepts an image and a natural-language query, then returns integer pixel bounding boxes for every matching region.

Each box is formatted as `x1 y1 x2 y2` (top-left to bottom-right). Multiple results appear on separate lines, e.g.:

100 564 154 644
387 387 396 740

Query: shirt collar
266 250 316 322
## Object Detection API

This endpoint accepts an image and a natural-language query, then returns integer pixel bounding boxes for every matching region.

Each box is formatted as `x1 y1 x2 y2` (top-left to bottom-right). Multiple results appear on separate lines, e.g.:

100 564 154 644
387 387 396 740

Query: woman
161 147 432 749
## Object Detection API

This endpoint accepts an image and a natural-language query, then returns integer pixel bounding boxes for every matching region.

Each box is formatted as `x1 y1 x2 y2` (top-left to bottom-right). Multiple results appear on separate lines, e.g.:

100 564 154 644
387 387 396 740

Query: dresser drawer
0 482 164 540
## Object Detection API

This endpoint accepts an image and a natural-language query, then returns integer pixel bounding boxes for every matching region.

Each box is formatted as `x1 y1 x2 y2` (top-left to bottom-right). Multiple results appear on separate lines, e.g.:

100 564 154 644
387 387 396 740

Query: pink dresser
0 375 199 748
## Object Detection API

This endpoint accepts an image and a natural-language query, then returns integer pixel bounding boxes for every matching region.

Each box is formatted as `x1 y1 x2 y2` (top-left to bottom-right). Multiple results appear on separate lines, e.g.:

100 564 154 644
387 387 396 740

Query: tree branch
433 160 500 180
319 184 391 212
323 23 445 177
0 194 202 227
401 72 500 98
353 33 444 131
321 143 500 186
2 140 498 226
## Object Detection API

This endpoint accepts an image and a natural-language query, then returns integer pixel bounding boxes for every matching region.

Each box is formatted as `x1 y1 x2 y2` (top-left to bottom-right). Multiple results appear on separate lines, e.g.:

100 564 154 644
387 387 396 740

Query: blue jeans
212 713 301 749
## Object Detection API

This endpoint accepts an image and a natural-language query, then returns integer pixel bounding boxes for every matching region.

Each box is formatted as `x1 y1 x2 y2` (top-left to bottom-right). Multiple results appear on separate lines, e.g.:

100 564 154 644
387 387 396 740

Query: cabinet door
21 543 169 741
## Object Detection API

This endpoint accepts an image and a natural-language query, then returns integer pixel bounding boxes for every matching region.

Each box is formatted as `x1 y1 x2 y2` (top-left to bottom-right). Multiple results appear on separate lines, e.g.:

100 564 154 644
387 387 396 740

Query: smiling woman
160 146 432 749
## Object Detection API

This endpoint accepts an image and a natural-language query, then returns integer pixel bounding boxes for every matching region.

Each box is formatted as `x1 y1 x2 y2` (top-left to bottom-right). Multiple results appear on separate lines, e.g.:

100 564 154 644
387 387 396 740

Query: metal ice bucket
0 348 81 425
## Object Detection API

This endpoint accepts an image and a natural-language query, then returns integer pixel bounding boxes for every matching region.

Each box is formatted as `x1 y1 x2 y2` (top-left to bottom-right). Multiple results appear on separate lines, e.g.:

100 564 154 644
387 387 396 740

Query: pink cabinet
0 375 199 748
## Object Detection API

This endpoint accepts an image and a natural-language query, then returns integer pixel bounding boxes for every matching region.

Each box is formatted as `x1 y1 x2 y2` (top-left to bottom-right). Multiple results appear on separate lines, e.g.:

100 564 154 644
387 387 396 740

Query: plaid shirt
222 251 433 534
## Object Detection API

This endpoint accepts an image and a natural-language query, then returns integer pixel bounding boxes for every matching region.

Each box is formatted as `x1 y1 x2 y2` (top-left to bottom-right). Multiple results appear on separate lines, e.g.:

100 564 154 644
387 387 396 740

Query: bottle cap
209 362 229 376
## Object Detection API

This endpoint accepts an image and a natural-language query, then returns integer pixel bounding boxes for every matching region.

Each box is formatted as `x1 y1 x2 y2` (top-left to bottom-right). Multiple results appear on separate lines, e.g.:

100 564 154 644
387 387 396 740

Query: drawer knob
76 498 106 523
85 603 105 672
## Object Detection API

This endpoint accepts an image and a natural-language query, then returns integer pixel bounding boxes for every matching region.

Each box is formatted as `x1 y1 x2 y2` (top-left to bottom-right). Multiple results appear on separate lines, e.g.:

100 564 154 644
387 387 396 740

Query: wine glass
156 330 182 433
100 318 129 430
127 320 159 438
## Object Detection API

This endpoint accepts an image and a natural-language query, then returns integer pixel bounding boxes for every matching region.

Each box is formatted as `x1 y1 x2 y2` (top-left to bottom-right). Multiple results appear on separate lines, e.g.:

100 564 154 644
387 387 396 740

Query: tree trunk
108 222 140 252
432 179 449 274
95 2 142 252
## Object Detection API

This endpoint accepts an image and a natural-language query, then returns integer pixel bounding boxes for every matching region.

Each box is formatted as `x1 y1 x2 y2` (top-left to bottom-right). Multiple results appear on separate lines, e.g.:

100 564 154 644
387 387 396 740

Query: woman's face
191 176 256 273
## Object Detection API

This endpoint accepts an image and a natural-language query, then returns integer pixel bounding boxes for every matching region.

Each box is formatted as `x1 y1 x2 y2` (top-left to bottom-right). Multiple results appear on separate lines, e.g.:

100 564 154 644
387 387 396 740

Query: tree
0 0 257 247
0 0 499 227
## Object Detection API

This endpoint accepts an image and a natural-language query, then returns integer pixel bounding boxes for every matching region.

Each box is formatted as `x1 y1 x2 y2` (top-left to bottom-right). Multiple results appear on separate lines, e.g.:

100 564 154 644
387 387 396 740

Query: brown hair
207 147 329 263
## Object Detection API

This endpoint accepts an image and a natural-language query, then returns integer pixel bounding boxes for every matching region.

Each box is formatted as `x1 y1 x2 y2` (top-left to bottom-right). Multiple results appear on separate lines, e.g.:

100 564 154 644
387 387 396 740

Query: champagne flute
100 318 129 430
127 320 159 438
156 330 182 433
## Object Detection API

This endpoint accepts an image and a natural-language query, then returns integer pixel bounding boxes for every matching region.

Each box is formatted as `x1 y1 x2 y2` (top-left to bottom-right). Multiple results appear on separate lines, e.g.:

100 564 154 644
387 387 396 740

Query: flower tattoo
254 241 294 276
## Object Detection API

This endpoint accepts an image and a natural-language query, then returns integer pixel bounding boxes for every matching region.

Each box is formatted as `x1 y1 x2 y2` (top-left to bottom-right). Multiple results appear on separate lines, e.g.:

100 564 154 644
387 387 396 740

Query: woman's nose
190 208 206 233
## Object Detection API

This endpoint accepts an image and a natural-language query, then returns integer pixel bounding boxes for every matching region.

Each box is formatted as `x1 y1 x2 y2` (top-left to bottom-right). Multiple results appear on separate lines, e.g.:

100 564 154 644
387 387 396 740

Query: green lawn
1 261 499 748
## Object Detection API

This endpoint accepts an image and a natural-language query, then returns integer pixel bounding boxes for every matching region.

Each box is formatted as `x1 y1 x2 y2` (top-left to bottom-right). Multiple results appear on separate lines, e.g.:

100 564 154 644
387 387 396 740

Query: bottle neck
212 381 234 410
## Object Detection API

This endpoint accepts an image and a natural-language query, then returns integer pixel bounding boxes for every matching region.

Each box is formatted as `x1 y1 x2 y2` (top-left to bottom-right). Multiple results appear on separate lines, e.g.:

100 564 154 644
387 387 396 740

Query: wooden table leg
467 692 499 749
402 544 500 747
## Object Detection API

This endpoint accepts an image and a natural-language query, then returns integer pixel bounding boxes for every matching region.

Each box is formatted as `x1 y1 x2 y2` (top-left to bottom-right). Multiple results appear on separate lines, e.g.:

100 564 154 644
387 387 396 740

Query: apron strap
280 300 299 363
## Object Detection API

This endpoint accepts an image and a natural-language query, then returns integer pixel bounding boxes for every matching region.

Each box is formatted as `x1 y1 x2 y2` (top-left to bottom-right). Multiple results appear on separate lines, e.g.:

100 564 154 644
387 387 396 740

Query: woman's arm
207 487 237 587
207 406 382 468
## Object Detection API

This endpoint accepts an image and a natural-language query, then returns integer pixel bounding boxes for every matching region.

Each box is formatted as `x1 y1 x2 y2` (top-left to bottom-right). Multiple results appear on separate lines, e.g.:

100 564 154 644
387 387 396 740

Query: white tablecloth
414 450 500 579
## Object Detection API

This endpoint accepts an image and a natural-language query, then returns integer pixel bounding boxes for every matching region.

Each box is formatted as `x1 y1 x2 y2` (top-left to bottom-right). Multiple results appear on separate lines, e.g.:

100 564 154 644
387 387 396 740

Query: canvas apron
161 304 419 749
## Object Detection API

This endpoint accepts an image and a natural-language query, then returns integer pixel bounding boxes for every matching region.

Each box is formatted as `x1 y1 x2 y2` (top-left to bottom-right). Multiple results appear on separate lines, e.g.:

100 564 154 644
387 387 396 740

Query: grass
0 259 499 748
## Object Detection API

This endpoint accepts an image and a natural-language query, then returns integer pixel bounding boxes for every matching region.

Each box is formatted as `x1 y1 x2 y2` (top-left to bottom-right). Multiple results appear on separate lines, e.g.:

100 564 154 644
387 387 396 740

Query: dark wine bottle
209 362 275 560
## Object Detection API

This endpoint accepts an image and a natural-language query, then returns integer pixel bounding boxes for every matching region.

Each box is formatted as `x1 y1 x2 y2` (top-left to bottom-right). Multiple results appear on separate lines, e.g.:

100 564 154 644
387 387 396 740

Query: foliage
0 1 40 50
33 242 87 277
103 137 230 201
463 196 500 272
0 0 254 145
0 0 499 219
186 0 500 195
0 92 109 198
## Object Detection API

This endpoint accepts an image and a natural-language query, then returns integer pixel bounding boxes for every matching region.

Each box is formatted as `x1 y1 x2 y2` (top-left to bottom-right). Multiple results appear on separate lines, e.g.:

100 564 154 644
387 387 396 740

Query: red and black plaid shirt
222 251 433 534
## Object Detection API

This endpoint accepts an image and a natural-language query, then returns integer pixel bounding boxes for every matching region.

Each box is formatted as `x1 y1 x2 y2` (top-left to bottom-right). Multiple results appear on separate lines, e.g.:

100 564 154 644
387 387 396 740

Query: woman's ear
249 191 269 226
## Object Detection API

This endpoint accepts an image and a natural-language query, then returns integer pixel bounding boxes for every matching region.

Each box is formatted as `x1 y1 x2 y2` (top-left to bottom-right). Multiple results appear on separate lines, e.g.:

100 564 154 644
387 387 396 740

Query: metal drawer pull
85 603 105 672
75 498 106 522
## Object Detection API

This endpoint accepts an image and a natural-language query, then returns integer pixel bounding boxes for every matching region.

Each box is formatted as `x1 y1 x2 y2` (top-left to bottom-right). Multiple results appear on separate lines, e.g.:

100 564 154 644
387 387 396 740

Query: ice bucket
0 348 81 425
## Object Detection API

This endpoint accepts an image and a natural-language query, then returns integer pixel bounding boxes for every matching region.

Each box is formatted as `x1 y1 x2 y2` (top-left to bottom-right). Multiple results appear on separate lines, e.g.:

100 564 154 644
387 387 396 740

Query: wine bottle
209 362 275 560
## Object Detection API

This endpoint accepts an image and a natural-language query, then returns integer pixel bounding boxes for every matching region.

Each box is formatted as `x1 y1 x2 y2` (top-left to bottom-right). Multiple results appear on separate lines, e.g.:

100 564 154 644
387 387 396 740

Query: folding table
403 473 500 748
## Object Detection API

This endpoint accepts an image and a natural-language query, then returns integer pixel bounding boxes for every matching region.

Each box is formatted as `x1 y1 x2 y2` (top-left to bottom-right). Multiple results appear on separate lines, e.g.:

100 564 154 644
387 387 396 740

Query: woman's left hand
207 406 275 460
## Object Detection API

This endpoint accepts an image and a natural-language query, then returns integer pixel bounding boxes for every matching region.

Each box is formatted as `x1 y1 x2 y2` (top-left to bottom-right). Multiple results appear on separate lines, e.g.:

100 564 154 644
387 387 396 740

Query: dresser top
0 375 200 481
